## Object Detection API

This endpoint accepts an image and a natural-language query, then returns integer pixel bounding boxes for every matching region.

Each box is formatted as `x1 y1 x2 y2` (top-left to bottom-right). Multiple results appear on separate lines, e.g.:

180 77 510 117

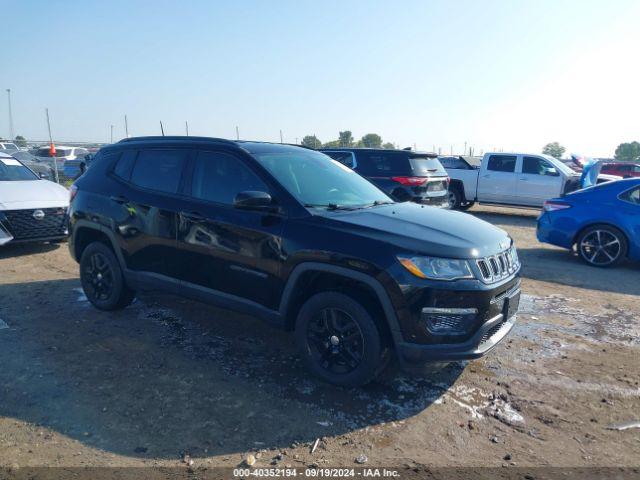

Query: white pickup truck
441 153 621 210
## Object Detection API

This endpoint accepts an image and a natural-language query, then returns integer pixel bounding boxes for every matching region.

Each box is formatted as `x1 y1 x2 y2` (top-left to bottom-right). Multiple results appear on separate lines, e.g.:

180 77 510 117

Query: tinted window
191 151 268 205
487 155 516 172
130 149 187 194
523 156 556 175
112 151 135 180
357 152 411 175
620 187 640 205
324 151 356 169
410 156 446 175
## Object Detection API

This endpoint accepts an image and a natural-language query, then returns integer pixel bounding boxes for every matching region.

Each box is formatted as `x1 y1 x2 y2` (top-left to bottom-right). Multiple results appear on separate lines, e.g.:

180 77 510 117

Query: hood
315 202 510 259
0 180 69 210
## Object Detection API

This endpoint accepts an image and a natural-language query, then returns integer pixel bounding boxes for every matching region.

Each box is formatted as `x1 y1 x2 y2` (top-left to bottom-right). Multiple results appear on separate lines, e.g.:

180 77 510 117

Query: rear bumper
397 311 516 365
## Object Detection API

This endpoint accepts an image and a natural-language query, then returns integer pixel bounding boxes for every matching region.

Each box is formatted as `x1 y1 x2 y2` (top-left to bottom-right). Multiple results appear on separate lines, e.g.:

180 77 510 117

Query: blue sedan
537 178 640 267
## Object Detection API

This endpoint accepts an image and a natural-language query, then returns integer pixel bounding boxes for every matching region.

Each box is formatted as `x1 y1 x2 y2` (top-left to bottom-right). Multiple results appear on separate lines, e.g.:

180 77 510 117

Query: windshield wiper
304 203 356 211
365 200 395 207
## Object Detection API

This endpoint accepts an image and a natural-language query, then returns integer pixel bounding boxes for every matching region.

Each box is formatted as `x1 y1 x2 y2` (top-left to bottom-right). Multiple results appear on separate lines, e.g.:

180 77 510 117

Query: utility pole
160 121 165 136
124 115 129 138
110 124 114 143
6 89 14 140
464 141 467 155
236 126 240 140
280 130 283 144
45 108 59 184
185 121 189 136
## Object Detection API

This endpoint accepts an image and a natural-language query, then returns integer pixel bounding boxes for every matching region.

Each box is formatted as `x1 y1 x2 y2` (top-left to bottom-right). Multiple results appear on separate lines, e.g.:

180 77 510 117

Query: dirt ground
0 206 638 474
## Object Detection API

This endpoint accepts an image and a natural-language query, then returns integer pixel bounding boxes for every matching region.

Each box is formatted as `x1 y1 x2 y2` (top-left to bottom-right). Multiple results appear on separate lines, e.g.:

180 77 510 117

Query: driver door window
523 156 556 176
191 151 269 205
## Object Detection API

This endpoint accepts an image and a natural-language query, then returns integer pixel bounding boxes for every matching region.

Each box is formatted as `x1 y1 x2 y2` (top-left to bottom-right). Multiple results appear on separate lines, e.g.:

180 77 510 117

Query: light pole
110 125 114 143
6 89 14 140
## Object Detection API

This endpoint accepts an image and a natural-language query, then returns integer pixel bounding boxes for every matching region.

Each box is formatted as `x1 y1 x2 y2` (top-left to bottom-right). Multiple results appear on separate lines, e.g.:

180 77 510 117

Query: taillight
391 176 427 186
69 184 78 203
543 201 572 212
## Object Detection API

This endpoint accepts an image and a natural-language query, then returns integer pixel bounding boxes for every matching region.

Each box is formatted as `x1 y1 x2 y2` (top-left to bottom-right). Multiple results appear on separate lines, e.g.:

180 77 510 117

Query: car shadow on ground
470 208 539 228
517 246 640 296
0 278 464 460
0 241 62 259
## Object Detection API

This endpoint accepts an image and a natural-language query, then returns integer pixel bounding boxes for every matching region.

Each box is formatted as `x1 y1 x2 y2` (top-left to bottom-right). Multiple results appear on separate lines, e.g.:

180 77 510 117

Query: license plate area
503 290 520 319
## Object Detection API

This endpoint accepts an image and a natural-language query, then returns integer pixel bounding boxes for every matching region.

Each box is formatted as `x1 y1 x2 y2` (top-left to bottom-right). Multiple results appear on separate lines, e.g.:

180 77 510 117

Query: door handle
110 195 128 204
180 211 206 223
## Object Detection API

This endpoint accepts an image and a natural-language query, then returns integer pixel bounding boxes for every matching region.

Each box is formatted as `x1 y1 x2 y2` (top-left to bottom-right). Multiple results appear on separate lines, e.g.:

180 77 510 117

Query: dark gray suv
321 148 450 207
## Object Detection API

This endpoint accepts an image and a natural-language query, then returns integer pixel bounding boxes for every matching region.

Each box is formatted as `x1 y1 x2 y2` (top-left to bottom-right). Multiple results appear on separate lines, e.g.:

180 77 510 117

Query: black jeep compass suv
68 136 521 386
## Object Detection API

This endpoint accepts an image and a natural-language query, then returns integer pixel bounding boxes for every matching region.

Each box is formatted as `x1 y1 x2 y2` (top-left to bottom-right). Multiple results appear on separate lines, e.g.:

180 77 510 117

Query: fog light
422 307 478 335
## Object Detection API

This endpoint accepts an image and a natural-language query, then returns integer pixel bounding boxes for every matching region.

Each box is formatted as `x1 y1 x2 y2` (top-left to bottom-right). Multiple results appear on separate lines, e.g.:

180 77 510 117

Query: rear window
409 156 446 175
35 147 71 158
130 149 187 194
356 152 411 175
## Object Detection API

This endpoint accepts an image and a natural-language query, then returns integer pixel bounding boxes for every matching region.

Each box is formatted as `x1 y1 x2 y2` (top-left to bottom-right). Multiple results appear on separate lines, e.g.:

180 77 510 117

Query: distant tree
382 142 395 150
542 142 566 159
338 130 354 147
322 140 341 148
14 135 27 148
301 135 322 149
360 133 383 148
614 141 640 162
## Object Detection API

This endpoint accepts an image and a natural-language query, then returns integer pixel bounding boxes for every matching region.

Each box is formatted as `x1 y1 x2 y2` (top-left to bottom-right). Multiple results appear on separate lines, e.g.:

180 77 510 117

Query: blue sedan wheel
577 225 627 267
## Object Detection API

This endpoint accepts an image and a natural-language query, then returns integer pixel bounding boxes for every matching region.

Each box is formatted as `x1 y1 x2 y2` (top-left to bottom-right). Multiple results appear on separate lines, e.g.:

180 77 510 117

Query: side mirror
39 172 47 179
233 191 275 211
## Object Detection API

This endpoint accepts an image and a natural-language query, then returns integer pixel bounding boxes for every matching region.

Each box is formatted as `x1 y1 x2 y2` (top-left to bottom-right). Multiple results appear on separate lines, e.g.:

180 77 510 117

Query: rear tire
295 292 387 387
80 242 135 310
458 201 475 211
576 224 627 267
447 188 462 209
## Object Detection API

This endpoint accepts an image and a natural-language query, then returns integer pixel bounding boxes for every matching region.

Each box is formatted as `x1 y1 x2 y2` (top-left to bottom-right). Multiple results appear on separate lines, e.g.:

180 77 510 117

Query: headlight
397 255 474 281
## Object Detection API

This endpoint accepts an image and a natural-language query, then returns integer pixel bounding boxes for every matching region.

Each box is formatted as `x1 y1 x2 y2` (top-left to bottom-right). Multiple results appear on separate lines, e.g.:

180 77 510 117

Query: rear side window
620 187 640 205
357 152 411 175
130 149 188 194
191 151 268 205
487 155 516 172
112 150 135 180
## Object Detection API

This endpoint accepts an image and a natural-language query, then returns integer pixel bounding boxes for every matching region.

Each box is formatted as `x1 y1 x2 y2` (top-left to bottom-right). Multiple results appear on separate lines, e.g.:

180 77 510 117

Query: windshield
253 149 392 208
0 157 39 181
541 154 575 176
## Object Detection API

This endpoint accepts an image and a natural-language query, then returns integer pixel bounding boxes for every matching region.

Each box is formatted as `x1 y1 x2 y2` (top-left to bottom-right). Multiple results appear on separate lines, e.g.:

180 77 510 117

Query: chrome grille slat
475 246 520 284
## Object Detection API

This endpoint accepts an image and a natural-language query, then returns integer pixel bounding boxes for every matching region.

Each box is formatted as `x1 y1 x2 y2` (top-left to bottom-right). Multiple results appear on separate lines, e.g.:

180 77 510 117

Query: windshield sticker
0 158 21 166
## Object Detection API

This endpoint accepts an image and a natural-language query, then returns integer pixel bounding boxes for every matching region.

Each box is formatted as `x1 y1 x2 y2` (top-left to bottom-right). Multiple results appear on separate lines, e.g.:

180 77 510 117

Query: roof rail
118 136 237 146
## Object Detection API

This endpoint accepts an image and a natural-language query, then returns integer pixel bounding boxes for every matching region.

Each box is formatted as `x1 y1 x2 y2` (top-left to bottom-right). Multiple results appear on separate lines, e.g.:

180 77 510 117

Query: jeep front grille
476 246 519 284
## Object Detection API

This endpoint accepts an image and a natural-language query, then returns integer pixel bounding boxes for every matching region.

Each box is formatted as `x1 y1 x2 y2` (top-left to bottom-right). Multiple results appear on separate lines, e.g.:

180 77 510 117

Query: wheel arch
72 221 125 267
278 263 403 347
572 221 630 248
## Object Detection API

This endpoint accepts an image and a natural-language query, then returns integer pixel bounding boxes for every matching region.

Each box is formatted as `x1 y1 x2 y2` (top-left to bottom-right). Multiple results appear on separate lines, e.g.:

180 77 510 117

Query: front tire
576 225 627 267
80 242 135 310
295 292 386 387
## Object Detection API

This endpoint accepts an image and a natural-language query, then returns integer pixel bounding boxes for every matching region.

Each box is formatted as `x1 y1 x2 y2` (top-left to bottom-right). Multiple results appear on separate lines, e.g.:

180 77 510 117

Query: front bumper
0 208 68 245
398 308 517 365
392 274 521 366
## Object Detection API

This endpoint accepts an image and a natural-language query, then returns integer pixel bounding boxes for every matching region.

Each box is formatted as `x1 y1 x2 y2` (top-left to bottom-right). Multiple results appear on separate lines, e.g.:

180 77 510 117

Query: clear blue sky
2 0 639 156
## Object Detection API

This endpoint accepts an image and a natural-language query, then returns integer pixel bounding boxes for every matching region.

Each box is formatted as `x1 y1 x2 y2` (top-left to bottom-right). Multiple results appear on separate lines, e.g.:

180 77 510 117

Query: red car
601 162 640 178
